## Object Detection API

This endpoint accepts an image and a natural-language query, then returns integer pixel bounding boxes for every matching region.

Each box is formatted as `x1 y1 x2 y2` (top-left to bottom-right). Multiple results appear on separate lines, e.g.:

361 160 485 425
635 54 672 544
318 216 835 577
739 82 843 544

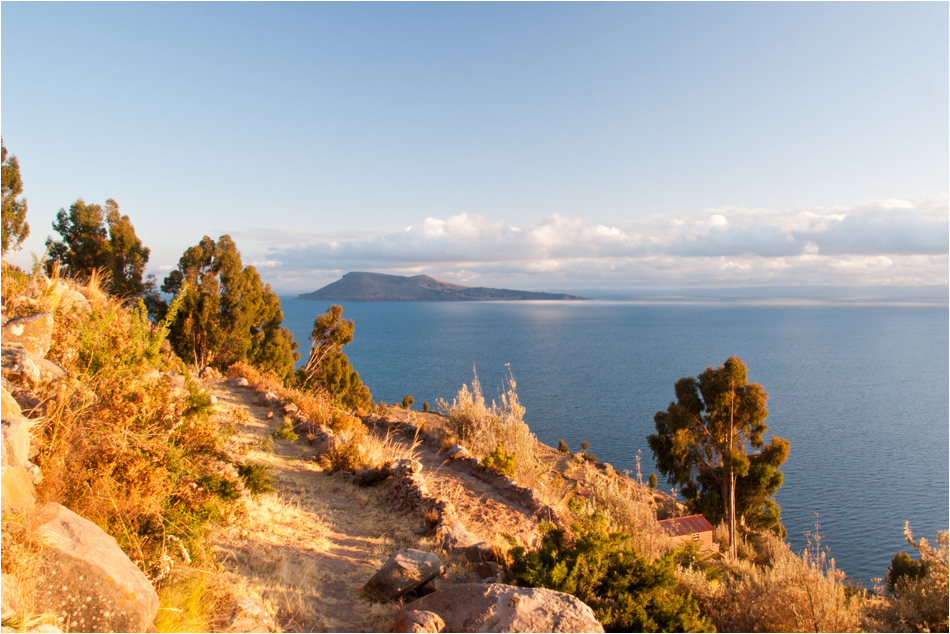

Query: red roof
657 514 715 537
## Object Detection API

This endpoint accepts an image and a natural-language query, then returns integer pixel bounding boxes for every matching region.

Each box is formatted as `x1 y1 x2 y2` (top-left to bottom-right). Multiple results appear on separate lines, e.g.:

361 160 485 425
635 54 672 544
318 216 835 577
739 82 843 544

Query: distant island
296 272 588 302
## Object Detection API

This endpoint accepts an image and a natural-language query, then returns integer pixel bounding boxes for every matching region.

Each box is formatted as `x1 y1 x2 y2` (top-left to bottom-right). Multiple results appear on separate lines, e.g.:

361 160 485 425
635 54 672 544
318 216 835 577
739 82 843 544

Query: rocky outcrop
33 504 160 633
2 312 54 357
363 549 443 602
396 583 604 633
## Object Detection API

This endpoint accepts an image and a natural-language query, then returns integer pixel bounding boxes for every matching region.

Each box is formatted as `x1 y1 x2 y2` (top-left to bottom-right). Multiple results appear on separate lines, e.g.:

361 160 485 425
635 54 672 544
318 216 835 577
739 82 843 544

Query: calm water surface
281 299 948 584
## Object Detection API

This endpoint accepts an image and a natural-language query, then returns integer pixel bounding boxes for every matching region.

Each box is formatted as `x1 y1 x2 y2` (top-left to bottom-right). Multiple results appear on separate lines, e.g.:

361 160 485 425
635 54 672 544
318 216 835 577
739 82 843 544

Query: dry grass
437 368 544 488
679 529 866 632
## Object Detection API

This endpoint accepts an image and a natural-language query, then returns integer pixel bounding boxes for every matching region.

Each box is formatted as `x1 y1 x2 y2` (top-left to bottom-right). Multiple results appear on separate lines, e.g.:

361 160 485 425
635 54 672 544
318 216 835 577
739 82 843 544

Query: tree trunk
727 380 737 558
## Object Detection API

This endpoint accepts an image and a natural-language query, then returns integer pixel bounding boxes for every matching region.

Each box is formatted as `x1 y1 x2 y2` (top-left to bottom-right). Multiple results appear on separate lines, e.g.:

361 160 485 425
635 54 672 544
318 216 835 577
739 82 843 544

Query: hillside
296 272 587 301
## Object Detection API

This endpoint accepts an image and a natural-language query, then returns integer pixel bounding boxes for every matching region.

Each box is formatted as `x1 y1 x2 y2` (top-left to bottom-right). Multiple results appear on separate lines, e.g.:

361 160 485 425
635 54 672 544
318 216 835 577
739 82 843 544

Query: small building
657 514 717 552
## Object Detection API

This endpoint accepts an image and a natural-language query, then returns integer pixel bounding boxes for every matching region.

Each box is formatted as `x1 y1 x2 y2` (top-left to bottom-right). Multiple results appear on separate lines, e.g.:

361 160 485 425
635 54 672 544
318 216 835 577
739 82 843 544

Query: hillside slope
296 272 587 301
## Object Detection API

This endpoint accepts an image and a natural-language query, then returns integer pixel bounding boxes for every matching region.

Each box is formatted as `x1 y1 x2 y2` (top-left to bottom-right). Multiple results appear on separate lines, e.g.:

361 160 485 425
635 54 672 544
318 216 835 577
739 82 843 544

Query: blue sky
2 2 947 294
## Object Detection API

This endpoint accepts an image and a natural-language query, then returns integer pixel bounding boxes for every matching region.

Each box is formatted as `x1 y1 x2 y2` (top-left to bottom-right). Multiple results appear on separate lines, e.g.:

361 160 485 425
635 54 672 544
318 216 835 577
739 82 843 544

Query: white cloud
265 196 948 290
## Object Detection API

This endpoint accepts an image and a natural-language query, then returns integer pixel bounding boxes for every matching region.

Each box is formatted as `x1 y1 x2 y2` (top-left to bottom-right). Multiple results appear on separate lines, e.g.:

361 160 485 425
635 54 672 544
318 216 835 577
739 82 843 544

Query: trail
205 380 546 633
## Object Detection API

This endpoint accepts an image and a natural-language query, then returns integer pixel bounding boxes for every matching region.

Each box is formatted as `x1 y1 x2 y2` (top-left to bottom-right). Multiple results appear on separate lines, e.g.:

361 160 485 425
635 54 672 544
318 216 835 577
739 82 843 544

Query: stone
1 346 42 384
396 583 604 633
219 596 276 633
33 504 159 633
282 402 299 415
257 392 278 406
229 377 250 387
266 411 274 420
354 468 390 487
1 415 34 468
475 562 500 580
363 549 443 602
209 394 218 406
33 358 66 383
388 458 423 476
392 610 446 633
436 515 479 551
166 372 187 388
446 444 469 459
2 313 54 357
459 542 495 564
1 464 36 514
25 461 43 485
60 289 92 316
421 572 481 594
1 386 22 419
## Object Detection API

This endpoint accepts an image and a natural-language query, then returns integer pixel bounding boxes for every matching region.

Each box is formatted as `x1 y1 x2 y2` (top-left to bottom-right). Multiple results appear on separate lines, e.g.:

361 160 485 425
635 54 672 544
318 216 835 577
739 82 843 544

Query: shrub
422 401 430 413
649 473 658 489
401 395 414 409
272 417 298 443
558 439 570 454
437 367 542 486
482 445 516 478
238 463 274 496
507 520 712 632
868 524 949 633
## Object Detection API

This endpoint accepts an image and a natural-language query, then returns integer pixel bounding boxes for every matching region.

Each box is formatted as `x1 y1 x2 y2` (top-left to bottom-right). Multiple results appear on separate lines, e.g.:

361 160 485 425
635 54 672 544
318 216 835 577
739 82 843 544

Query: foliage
27 277 240 579
272 417 299 443
649 473 658 489
482 445 516 477
161 235 298 380
422 401 430 413
401 394 414 409
298 304 371 411
868 524 949 632
46 197 155 300
506 520 712 633
648 356 789 551
1 140 30 254
238 463 275 496
437 367 542 486
558 439 570 454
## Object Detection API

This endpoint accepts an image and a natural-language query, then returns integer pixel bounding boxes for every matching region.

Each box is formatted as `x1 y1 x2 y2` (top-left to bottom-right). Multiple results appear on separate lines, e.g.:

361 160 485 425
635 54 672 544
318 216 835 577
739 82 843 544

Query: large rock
33 504 159 633
1 464 36 514
2 313 54 357
1 346 42 384
393 610 446 633
363 549 443 602
1 386 22 419
2 415 34 468
396 583 604 633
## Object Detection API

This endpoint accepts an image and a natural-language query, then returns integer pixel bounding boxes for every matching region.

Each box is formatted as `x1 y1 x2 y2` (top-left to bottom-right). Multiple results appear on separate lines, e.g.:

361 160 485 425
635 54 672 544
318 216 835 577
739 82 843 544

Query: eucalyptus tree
1 141 30 255
299 304 371 411
648 356 789 555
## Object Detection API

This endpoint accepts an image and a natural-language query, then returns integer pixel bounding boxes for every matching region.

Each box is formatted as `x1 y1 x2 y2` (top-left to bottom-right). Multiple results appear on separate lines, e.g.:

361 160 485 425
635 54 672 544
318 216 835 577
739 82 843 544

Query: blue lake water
280 298 948 584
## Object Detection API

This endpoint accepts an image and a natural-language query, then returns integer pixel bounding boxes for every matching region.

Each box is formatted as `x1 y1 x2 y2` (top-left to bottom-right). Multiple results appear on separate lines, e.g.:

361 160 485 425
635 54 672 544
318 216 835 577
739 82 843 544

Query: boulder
421 572 481 595
396 583 604 633
33 358 66 383
282 402 299 416
392 610 446 633
2 313 54 357
446 445 470 460
1 464 36 514
1 415 34 468
229 377 250 388
257 392 278 406
1 346 42 384
165 372 187 388
1 386 22 419
219 596 276 633
363 549 443 602
436 515 479 551
459 542 495 564
33 504 159 633
60 289 92 316
388 458 423 476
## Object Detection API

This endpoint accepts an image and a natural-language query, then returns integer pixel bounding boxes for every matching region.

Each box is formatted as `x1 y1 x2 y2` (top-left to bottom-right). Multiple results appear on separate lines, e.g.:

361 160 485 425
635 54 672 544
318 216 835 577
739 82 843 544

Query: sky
2 2 947 296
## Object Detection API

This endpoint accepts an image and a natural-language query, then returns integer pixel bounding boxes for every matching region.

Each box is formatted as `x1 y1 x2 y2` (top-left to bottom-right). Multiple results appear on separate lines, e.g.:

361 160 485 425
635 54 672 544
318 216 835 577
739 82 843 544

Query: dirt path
205 381 545 633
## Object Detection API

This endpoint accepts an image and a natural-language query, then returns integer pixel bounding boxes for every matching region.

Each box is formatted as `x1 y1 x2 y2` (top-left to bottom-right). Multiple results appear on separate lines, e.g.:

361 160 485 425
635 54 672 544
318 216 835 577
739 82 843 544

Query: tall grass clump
866 523 949 632
437 367 542 486
22 276 240 581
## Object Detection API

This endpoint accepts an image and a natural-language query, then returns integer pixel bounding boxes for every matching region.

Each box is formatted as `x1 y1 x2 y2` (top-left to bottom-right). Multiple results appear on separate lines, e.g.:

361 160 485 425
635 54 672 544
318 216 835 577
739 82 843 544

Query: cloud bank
263 197 948 292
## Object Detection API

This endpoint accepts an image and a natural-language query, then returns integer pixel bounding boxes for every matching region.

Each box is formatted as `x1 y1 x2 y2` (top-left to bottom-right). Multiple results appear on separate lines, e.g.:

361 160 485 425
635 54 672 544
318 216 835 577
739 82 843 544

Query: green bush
558 439 570 454
506 520 712 633
482 445 516 478
402 395 414 409
649 473 658 489
238 462 274 496
272 417 298 442
422 401 430 413
888 551 928 594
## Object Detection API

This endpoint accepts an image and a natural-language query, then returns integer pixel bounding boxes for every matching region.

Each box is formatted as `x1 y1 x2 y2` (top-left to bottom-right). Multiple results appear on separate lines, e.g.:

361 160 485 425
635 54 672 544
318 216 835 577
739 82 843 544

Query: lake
280 298 948 584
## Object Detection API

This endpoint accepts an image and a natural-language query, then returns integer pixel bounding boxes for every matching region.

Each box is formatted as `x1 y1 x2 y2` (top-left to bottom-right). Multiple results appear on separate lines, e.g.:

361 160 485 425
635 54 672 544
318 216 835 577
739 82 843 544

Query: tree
401 395 414 409
299 304 371 411
1 140 30 255
648 356 789 556
46 198 154 299
161 235 298 380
